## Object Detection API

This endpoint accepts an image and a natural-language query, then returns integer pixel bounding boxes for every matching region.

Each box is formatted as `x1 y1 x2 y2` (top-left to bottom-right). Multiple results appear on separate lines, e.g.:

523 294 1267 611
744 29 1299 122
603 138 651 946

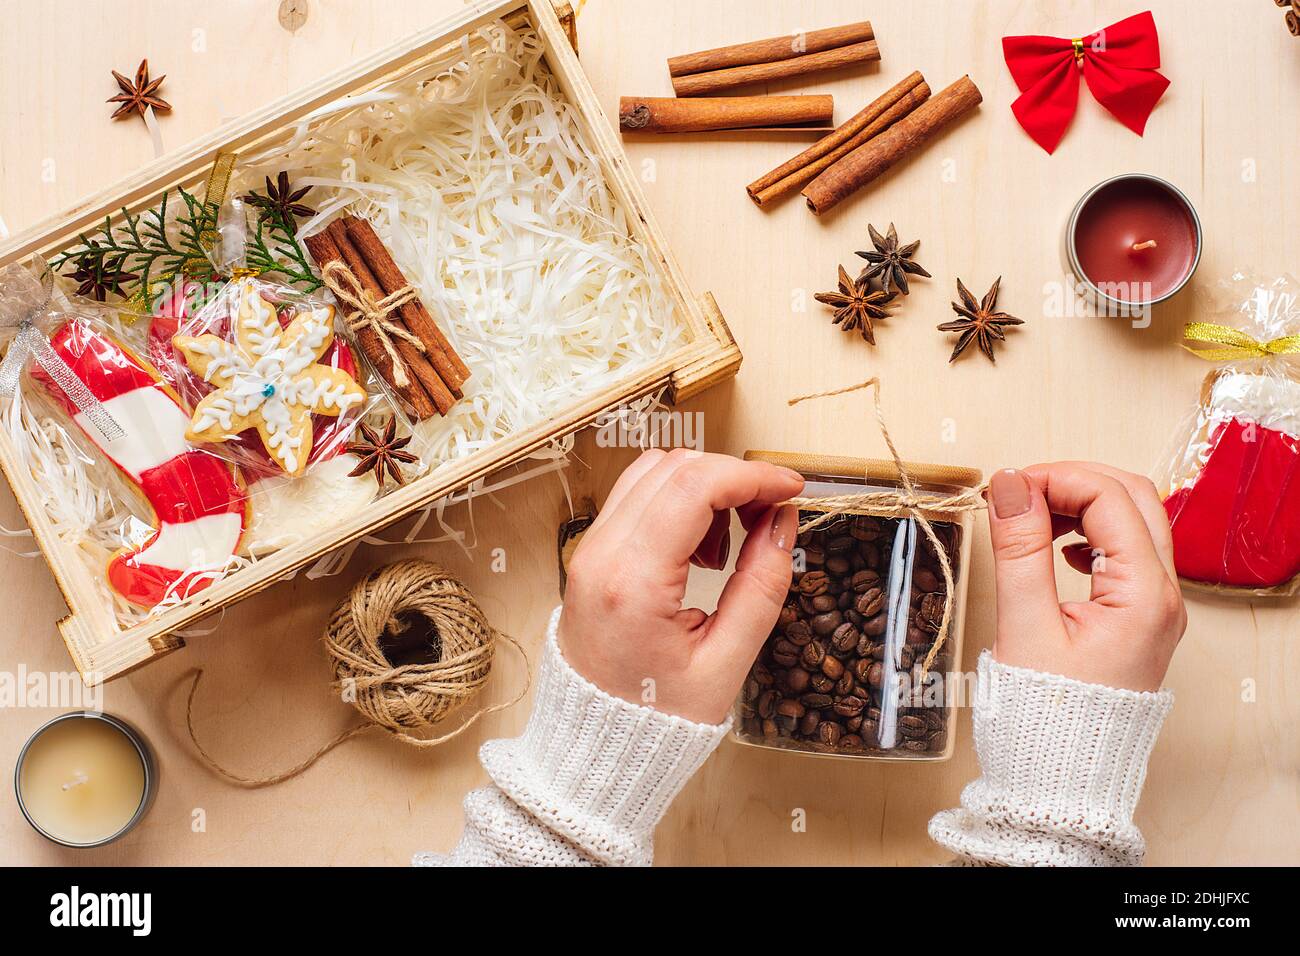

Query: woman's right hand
985 461 1187 692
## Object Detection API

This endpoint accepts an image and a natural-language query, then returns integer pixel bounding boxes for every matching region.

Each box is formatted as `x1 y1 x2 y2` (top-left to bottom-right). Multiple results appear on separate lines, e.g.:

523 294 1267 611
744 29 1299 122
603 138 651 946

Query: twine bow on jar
320 260 424 388
785 378 988 675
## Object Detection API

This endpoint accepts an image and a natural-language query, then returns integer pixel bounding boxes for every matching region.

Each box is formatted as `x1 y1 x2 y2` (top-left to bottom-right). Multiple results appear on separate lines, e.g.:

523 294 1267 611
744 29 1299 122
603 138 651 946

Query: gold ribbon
1071 37 1086 62
320 260 423 387
786 378 988 676
1181 322 1300 361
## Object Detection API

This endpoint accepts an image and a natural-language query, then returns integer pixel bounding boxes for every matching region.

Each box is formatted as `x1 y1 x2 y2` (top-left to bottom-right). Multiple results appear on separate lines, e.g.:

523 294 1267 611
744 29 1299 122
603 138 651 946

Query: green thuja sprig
49 182 322 303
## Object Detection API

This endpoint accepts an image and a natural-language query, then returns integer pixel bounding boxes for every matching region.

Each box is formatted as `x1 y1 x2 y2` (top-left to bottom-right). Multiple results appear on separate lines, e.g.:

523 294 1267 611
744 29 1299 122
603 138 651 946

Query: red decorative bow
1002 11 1170 154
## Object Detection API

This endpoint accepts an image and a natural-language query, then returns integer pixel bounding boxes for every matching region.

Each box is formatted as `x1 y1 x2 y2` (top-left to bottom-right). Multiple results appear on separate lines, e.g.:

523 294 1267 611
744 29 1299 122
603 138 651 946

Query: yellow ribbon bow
1181 322 1300 361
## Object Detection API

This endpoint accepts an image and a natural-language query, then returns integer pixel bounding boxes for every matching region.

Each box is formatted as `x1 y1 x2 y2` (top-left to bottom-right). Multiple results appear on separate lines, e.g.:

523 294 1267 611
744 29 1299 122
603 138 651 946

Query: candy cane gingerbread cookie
31 321 247 609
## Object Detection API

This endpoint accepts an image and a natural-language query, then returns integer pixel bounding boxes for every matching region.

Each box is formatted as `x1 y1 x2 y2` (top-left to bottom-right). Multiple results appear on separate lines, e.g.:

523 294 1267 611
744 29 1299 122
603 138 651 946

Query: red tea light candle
1066 174 1202 309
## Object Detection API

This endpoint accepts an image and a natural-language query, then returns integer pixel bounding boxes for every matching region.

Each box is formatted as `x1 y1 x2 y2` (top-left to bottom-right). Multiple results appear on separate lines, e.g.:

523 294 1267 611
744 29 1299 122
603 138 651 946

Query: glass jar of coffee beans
735 452 981 761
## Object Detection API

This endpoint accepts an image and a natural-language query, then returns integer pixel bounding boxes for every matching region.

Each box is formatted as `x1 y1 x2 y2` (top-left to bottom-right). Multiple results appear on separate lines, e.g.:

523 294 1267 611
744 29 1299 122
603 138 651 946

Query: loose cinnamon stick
747 72 930 207
342 216 470 392
668 21 874 77
304 230 440 421
325 220 456 416
672 40 880 97
803 75 983 216
619 95 834 133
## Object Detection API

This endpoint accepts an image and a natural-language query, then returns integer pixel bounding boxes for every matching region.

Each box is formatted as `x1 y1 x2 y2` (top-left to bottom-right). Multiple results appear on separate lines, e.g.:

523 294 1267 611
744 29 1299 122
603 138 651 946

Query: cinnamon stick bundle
342 216 470 393
746 72 930 207
668 21 875 77
672 40 881 97
318 221 455 417
619 94 833 133
803 75 983 216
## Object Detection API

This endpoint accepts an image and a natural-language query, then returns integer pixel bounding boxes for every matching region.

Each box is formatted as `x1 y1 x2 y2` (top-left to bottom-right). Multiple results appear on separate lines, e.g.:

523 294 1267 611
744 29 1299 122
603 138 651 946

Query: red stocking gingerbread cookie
31 321 247 608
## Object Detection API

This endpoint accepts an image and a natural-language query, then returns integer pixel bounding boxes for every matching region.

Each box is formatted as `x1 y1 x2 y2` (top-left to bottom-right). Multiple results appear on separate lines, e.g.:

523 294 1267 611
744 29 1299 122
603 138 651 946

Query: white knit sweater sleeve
414 608 729 867
929 650 1173 867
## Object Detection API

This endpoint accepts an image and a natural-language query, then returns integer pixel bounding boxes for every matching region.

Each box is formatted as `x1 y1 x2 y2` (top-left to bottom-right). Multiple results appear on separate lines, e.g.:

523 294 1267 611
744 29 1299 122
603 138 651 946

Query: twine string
184 560 530 788
320 260 424 388
786 378 989 674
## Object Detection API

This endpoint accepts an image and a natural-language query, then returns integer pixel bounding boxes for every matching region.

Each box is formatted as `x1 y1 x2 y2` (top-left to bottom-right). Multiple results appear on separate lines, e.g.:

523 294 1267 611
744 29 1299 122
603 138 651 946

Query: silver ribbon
0 262 124 442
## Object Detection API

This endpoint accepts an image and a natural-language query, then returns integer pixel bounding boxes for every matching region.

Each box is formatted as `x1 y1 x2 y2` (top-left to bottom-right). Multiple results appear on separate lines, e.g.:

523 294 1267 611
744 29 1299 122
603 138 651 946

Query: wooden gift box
0 0 741 684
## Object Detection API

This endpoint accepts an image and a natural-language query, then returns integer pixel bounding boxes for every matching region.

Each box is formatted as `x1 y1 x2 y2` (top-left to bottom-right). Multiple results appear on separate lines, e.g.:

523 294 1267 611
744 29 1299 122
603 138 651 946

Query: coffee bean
810 593 838 613
825 555 851 575
751 661 774 686
916 592 945 633
861 718 878 743
762 718 779 737
844 715 863 733
850 569 881 593
756 690 779 719
898 715 927 739
810 610 842 637
800 693 833 709
771 639 799 667
855 587 885 617
800 640 826 669
835 671 854 696
784 620 813 646
825 535 854 555
928 732 948 752
776 699 805 719
803 547 825 568
867 661 883 690
821 656 844 680
852 658 872 684
902 739 929 752
833 696 866 717
777 604 798 628
836 590 854 610
782 667 811 694
809 673 835 694
838 734 864 750
799 711 820 736
831 623 859 655
913 567 941 593
845 609 864 627
850 516 883 541
905 626 930 646
797 571 829 596
864 612 888 637
817 721 842 745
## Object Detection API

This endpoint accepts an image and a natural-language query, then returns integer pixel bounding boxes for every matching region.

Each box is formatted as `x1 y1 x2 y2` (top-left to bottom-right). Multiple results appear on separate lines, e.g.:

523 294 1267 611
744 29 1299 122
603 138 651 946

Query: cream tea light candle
15 712 156 847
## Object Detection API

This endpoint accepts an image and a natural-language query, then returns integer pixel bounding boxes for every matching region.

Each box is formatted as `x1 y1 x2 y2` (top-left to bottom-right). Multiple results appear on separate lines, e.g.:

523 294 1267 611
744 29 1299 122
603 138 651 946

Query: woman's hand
558 449 804 724
986 461 1187 691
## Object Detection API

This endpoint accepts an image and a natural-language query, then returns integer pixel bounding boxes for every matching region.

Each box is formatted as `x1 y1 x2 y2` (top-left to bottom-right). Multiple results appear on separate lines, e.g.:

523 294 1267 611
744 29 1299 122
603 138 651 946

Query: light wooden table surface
1 0 1296 866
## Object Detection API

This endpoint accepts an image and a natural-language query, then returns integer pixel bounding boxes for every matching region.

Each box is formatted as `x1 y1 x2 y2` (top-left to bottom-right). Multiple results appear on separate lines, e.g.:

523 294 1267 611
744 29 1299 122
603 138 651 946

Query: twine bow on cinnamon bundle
321 259 424 387
785 378 988 674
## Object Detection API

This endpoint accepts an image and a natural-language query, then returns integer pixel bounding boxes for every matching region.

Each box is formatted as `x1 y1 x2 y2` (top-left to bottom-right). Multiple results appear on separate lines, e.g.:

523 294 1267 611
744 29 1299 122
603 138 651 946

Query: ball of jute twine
185 560 529 788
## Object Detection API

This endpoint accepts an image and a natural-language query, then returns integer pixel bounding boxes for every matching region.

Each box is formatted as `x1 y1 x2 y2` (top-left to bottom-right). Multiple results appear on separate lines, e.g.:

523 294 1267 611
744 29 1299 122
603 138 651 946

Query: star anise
108 59 171 121
242 172 317 227
856 223 931 295
814 265 895 344
938 277 1024 364
346 418 418 490
68 249 136 301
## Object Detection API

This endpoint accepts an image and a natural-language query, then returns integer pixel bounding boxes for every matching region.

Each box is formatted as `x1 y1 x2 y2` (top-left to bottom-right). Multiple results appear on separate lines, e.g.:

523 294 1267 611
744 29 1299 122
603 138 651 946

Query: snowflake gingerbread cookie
173 279 367 476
